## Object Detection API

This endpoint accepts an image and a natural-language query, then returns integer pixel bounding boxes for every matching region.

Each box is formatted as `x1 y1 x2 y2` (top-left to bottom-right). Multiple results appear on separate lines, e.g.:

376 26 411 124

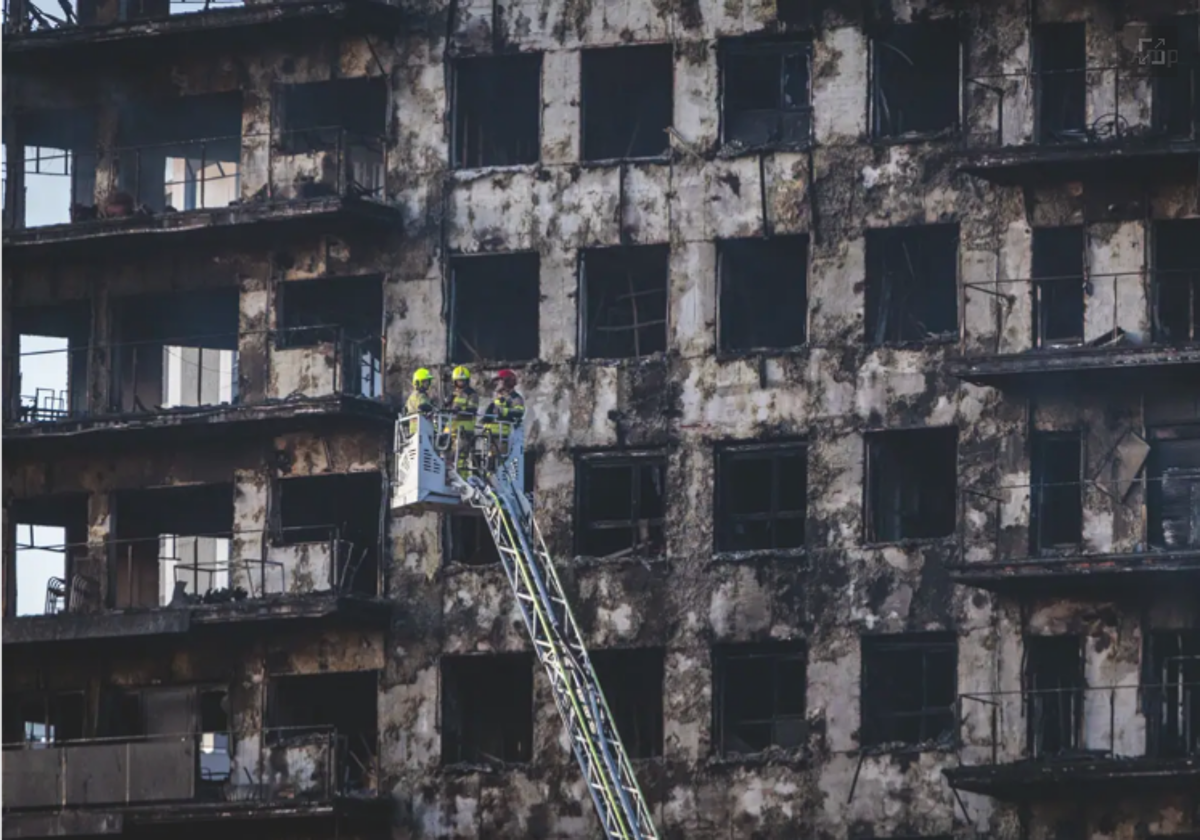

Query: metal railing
4 326 385 426
5 128 391 231
962 65 1197 150
956 474 1200 567
1 725 376 811
3 0 246 34
957 682 1200 768
963 269 1200 355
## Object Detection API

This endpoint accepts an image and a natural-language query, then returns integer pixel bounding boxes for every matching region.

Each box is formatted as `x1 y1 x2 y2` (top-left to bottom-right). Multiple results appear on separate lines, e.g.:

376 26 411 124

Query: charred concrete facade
2 0 1199 838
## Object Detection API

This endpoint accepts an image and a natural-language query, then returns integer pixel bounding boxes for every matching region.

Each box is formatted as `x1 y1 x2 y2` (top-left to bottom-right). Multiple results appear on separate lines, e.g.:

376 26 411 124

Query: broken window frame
720 38 813 150
1145 427 1200 552
440 653 534 766
716 235 809 354
579 245 670 361
448 252 541 364
860 632 957 750
1023 634 1084 759
715 441 807 554
580 43 674 162
3 691 86 745
1143 630 1200 759
451 53 543 169
1151 219 1200 346
273 77 389 155
1151 16 1198 139
713 642 807 757
870 19 963 140
1031 226 1087 348
589 648 665 760
863 224 960 347
575 451 667 560
864 427 958 545
1029 431 1084 556
1033 22 1088 145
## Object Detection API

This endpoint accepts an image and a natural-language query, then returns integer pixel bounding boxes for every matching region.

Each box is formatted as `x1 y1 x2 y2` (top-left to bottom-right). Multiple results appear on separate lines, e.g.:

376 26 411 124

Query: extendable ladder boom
392 414 658 840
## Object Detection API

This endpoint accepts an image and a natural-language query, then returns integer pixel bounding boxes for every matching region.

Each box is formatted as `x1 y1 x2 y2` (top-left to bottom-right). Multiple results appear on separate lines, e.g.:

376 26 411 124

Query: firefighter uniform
406 368 438 434
444 366 479 472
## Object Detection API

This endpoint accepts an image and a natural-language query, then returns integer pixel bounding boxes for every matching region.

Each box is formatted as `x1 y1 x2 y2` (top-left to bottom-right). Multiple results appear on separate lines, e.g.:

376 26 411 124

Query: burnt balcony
2 128 398 258
959 61 1198 186
3 325 389 451
1 0 402 74
946 682 1200 799
1 725 388 833
3 525 389 647
949 472 1200 597
949 269 1200 392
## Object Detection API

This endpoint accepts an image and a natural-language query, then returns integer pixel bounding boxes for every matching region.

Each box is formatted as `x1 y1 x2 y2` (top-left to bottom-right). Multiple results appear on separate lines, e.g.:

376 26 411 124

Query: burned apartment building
2 0 1199 836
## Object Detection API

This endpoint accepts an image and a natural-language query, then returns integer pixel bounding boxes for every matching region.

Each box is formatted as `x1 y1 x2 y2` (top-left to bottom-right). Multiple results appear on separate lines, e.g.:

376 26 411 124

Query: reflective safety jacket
406 389 438 433
483 390 525 429
446 386 479 432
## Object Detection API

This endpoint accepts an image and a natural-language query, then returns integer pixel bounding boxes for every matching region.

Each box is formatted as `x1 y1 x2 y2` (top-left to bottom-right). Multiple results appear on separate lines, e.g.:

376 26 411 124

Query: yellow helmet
451 365 471 381
413 367 433 385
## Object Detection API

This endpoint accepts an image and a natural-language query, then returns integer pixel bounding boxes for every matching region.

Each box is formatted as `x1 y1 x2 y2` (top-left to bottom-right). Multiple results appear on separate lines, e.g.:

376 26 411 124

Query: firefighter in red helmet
481 369 525 466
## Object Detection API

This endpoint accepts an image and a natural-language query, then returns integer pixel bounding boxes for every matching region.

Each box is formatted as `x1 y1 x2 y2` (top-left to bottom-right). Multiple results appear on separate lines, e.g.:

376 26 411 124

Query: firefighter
405 368 439 435
444 365 480 472
481 369 526 469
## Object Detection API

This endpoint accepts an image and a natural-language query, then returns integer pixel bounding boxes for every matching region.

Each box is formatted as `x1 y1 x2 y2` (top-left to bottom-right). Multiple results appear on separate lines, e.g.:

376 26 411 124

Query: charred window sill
577 352 671 367
569 554 669 569
439 760 530 776
866 336 959 352
579 155 671 170
450 163 542 180
710 547 807 565
715 346 808 363
853 740 955 758
870 129 961 148
861 535 956 551
715 141 813 160
707 747 811 770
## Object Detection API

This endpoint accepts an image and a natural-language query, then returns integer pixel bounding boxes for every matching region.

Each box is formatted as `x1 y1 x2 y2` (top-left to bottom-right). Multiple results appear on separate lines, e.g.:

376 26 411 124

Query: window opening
449 253 540 363
718 236 808 352
722 39 811 148
198 688 231 786
865 427 957 543
581 44 673 161
590 648 664 759
446 454 534 565
1030 431 1083 555
1035 22 1087 143
1147 434 1200 550
453 54 542 168
1152 16 1198 139
714 642 807 755
1024 635 1083 758
2 692 85 745
576 454 666 559
267 671 378 789
864 224 959 345
1032 226 1085 347
1153 219 1200 345
871 21 960 138
1 109 97 229
10 494 89 618
441 653 533 764
717 443 806 552
581 245 669 360
1145 630 1200 759
860 632 956 748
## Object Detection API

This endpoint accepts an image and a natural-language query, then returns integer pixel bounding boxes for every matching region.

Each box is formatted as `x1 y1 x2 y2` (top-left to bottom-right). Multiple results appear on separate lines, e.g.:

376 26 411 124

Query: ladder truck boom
393 412 659 840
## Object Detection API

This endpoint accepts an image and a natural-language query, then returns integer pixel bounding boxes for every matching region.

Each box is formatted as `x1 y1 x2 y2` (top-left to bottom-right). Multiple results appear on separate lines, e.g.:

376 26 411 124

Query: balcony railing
3 0 245 34
1 725 375 812
962 65 1197 151
964 269 1200 356
957 682 1200 771
3 128 390 232
9 525 374 619
4 326 384 426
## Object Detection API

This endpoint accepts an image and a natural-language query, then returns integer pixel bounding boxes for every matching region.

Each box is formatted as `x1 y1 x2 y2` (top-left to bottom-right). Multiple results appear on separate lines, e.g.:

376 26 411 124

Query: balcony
2 129 398 258
3 326 390 451
946 682 1200 799
949 474 1200 596
3 526 389 647
1 725 388 832
949 269 1200 392
959 63 1199 186
1 0 402 74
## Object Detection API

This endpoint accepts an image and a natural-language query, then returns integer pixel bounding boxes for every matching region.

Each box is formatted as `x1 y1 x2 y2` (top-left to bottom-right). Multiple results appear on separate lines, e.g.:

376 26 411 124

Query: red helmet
496 368 517 386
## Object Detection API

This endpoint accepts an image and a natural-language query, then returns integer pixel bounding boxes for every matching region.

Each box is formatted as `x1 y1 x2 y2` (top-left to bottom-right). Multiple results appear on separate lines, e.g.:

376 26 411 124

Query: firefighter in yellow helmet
405 368 439 435
444 365 479 472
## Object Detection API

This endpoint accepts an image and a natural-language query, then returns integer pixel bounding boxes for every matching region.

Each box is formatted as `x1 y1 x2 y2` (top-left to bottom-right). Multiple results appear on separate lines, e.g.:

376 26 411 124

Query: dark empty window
1153 219 1200 344
718 236 808 352
861 633 956 748
2 692 85 744
1032 226 1085 347
717 443 806 552
581 45 673 161
1030 432 1082 555
866 427 957 543
1147 436 1200 551
1024 635 1083 758
581 245 669 359
864 224 959 345
722 39 811 148
277 276 382 348
590 648 664 759
714 642 807 756
267 671 378 786
577 454 666 558
1035 23 1087 143
872 21 961 138
1152 16 1198 138
1144 630 1200 759
277 77 387 152
441 654 533 764
453 54 542 168
446 455 535 566
450 253 541 363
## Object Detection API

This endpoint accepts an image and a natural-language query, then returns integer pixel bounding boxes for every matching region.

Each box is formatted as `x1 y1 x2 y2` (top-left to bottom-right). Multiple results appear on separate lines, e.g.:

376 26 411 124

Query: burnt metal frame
714 442 807 553
574 452 667 558
860 632 957 748
713 642 807 757
719 37 814 148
